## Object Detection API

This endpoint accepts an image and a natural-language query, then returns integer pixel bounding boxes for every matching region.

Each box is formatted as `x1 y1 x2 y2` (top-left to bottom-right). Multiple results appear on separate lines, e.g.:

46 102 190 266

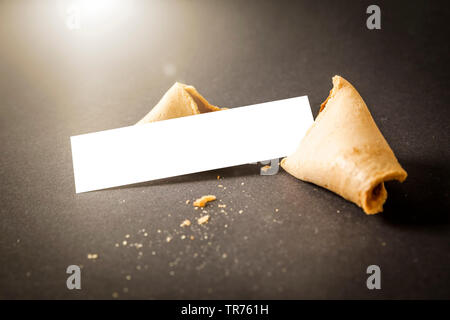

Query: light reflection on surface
64 0 135 32
0 0 223 128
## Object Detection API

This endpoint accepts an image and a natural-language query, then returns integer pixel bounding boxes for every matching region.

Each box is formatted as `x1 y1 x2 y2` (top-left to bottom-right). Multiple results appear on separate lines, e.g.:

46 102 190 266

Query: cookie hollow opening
362 182 388 214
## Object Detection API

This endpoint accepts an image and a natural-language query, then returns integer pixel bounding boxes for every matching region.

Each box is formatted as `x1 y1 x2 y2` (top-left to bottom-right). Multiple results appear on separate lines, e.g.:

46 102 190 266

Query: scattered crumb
275 208 279 213
185 199 190 205
217 175 220 180
125 275 131 280
125 234 130 239
181 235 186 240
144 232 148 237
87 253 98 260
261 165 271 172
157 229 161 233
166 236 172 242
122 241 127 246
241 182 245 185
198 215 210 225
112 292 119 299
218 204 226 208
193 195 217 207
239 210 243 214
190 235 195 240
218 184 223 188
180 219 191 227
222 253 228 259
337 210 341 213
115 243 119 247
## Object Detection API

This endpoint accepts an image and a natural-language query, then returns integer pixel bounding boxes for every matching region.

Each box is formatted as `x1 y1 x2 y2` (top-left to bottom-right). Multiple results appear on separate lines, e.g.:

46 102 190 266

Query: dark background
1 0 449 299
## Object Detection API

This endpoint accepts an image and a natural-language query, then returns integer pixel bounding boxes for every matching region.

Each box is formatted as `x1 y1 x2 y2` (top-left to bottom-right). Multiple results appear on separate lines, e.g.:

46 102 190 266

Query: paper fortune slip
70 96 313 193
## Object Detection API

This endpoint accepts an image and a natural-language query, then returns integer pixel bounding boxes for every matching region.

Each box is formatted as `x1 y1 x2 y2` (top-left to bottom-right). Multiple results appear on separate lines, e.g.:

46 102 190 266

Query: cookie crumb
87 253 98 260
193 195 216 207
198 215 210 225
185 199 190 205
180 219 191 227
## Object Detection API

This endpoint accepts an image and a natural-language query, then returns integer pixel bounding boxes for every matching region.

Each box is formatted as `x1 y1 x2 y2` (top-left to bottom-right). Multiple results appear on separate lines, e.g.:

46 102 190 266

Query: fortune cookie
281 75 407 214
137 82 223 124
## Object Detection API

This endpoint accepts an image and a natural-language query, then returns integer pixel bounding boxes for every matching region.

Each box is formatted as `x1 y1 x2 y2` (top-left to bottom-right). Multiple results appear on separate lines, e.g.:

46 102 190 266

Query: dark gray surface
1 0 449 299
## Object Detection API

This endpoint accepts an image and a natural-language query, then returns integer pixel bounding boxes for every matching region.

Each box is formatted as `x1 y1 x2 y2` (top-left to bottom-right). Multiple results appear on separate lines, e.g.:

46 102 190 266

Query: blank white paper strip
70 96 313 193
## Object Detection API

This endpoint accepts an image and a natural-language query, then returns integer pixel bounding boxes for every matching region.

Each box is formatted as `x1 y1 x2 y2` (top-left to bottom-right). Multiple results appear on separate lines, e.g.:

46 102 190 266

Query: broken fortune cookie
281 75 407 214
137 82 224 124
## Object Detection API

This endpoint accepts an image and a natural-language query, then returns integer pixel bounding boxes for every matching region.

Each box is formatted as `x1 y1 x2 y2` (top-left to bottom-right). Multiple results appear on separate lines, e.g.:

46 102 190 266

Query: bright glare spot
163 63 177 77
65 0 133 31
